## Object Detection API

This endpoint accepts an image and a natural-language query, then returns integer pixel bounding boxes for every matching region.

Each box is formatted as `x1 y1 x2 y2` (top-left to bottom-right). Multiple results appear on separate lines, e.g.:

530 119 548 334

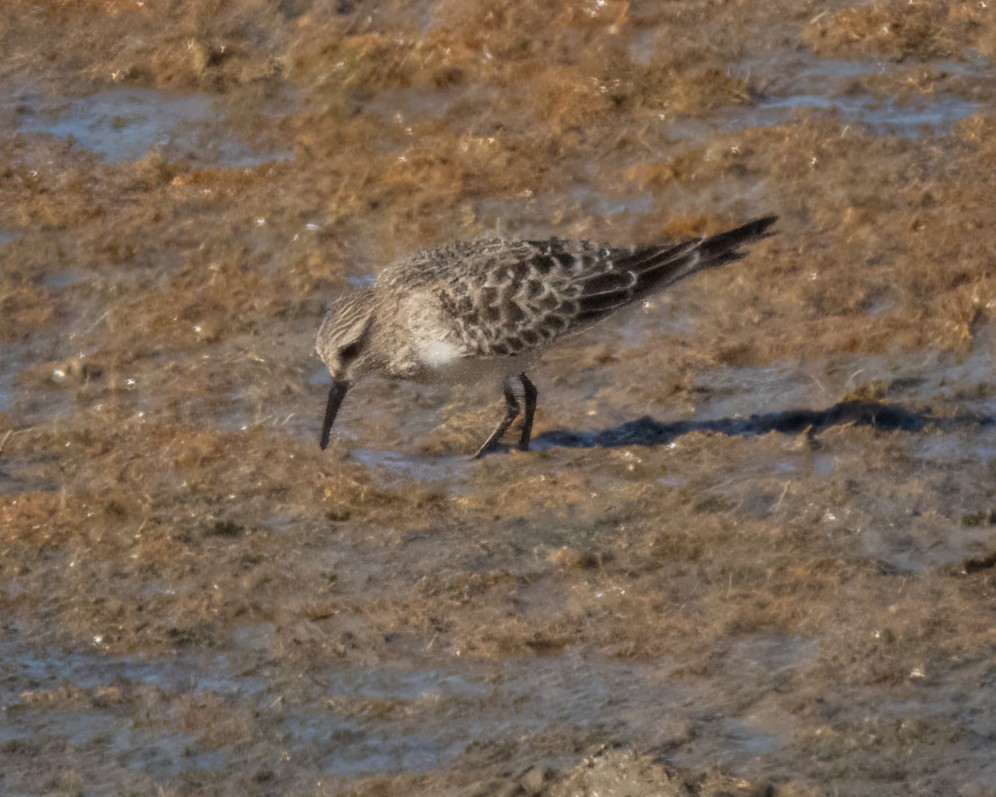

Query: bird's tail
617 214 778 298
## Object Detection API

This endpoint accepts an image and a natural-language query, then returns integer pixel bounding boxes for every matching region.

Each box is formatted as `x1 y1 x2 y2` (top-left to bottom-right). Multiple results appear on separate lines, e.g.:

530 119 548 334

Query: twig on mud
0 429 13 462
82 309 111 336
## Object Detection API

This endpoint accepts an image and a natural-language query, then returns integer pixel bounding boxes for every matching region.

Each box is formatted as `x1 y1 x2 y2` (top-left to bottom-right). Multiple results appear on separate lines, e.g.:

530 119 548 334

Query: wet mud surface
1 1 995 795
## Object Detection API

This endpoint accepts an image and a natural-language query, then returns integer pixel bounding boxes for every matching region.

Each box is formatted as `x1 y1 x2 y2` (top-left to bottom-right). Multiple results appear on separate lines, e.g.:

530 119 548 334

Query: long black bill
319 379 350 450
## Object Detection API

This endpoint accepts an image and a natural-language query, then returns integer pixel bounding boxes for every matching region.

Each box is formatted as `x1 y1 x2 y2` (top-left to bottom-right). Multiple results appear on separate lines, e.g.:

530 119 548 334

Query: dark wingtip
698 214 778 258
752 214 779 235
733 214 779 240
319 380 349 451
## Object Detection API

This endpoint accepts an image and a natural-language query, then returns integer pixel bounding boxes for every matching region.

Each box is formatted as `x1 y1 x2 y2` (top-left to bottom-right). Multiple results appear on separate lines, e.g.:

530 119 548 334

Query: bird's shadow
531 399 994 450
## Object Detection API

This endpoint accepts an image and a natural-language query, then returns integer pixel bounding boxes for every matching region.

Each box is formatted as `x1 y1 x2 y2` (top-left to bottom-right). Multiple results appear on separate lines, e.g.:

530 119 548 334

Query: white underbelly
413 337 533 385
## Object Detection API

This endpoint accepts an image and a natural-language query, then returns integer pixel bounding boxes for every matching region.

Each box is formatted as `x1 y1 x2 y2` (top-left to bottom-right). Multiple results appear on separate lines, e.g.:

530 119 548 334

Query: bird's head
315 291 375 450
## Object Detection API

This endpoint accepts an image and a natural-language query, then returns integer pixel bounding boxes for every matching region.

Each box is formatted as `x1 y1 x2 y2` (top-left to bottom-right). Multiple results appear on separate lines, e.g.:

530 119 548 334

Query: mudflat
1 2 994 795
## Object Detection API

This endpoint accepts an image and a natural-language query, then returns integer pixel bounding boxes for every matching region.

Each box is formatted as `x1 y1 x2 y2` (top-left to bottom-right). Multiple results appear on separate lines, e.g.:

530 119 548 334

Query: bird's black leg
473 378 520 459
517 373 538 451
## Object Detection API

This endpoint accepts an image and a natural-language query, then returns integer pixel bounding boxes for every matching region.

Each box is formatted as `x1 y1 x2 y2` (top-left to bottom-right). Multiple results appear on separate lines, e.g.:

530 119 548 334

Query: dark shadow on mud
533 400 995 450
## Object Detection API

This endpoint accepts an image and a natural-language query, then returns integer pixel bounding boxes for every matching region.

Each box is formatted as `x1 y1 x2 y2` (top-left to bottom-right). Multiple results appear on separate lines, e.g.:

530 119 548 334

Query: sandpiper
316 215 777 457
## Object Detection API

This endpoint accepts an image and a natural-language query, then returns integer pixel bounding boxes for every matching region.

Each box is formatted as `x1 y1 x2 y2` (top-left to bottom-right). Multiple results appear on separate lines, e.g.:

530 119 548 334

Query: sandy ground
1 1 995 795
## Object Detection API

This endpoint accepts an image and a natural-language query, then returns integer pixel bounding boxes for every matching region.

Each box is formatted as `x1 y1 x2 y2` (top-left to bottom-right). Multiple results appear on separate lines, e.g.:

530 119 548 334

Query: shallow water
750 54 983 136
758 91 977 135
12 85 286 165
1 630 808 780
663 53 984 144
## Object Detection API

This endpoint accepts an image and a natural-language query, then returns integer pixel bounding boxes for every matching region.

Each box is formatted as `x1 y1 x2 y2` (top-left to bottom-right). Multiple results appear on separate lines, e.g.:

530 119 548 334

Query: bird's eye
339 340 362 362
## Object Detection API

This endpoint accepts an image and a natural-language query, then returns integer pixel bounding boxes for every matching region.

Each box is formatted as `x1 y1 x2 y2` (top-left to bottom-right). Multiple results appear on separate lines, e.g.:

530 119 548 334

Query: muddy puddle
662 54 984 143
9 85 288 166
2 1 995 795
749 54 986 134
1 629 810 788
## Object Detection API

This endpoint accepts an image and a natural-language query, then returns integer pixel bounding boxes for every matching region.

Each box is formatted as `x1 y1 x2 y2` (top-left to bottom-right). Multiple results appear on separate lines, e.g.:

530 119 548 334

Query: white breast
418 338 463 368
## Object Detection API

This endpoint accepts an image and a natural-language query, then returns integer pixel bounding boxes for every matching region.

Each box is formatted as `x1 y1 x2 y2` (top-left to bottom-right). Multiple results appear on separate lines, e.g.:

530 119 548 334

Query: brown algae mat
1 1 995 796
